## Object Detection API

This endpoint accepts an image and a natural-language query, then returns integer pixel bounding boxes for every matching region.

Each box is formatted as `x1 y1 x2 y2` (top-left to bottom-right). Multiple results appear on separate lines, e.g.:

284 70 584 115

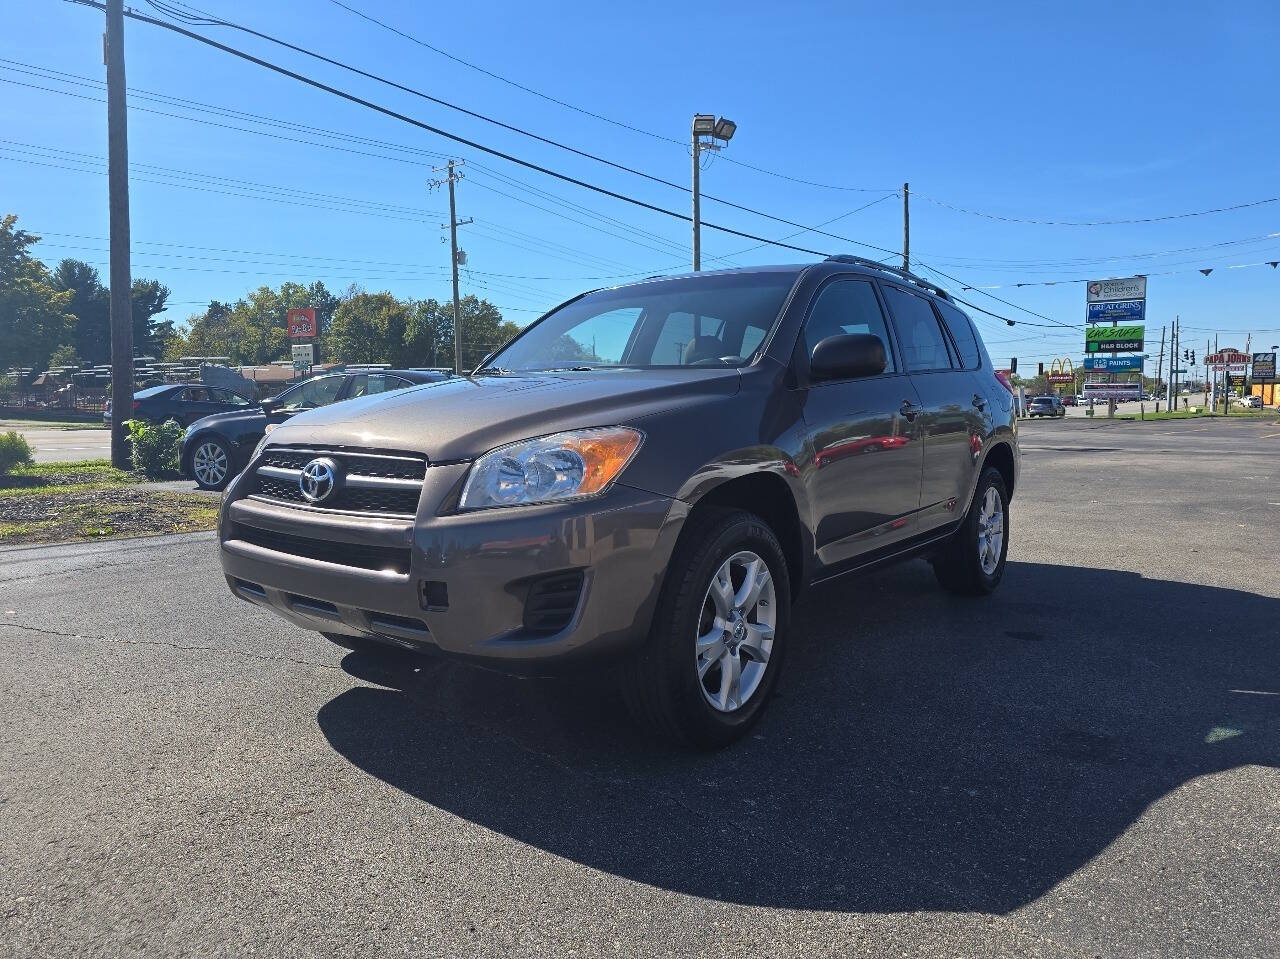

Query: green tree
328 291 412 365
410 295 519 370
0 215 75 370
130 278 172 357
52 259 109 363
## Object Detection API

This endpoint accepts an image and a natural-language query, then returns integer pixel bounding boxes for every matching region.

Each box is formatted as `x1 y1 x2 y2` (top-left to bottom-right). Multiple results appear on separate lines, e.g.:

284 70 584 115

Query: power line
128 1 903 253
59 1 1070 332
318 0 893 193
64 1 841 260
915 191 1280 227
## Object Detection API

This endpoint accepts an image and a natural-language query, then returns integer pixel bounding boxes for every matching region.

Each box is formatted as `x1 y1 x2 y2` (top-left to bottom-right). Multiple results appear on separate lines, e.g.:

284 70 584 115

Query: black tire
188 434 234 491
932 466 1009 596
621 509 791 749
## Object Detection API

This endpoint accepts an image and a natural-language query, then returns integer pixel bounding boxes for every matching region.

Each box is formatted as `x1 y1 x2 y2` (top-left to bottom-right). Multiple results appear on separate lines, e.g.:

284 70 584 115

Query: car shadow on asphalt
315 559 1279 914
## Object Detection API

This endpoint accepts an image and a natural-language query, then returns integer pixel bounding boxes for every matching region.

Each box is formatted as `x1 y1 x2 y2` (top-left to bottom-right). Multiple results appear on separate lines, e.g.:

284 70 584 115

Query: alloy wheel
976 486 1004 575
193 441 228 487
695 550 776 713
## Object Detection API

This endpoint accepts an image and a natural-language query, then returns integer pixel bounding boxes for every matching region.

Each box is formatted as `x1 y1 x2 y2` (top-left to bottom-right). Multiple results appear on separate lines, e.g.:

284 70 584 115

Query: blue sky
3 0 1279 365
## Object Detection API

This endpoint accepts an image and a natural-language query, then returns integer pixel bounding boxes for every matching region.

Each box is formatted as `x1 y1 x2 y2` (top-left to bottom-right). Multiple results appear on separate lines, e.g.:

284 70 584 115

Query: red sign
287 307 317 338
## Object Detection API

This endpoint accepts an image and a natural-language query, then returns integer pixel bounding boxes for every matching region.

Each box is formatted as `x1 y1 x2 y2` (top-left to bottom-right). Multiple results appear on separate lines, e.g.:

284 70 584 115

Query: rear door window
935 301 982 369
882 286 954 373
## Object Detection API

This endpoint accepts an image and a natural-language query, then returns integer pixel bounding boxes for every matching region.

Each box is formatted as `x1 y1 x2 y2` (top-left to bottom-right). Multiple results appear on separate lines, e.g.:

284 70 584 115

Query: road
14 427 110 463
2 416 1277 958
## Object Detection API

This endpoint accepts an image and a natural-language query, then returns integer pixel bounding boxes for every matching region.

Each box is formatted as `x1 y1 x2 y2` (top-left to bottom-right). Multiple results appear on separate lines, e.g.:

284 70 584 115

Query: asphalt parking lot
2 415 1277 958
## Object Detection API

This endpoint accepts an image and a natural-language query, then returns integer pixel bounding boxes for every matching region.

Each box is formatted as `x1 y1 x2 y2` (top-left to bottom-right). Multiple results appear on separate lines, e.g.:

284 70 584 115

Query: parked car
217 257 1020 747
1027 395 1065 418
1235 394 1262 409
1060 394 1077 407
181 368 449 490
104 383 253 427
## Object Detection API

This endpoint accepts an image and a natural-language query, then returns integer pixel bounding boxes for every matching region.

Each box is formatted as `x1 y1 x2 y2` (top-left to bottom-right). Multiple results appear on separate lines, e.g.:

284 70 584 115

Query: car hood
262 368 742 461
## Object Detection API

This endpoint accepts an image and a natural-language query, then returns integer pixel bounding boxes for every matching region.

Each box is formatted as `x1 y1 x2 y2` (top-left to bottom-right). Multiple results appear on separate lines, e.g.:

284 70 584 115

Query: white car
1235 395 1262 409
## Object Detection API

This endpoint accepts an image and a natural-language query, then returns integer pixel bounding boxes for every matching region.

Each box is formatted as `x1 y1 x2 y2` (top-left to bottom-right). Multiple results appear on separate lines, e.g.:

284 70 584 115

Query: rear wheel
622 509 791 749
932 467 1009 596
190 436 233 490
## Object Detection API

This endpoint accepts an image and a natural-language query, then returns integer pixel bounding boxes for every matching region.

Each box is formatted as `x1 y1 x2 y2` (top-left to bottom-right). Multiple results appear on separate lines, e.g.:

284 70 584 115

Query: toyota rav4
218 256 1019 747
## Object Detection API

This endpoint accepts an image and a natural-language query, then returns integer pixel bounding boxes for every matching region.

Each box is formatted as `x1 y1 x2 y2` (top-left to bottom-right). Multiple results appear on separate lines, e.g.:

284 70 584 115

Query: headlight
458 427 643 511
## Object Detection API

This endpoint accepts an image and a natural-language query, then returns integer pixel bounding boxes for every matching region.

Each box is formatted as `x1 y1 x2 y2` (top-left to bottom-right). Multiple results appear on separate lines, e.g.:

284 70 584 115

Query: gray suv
218 256 1019 747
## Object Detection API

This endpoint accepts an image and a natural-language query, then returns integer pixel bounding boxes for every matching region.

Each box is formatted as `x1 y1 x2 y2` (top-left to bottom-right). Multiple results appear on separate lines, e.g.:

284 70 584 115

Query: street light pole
690 115 735 272
691 133 701 272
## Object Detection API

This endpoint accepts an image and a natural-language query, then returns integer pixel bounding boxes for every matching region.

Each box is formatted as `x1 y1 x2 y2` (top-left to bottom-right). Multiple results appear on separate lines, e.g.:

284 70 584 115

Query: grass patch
2 459 135 489
1114 409 1279 422
0 459 218 546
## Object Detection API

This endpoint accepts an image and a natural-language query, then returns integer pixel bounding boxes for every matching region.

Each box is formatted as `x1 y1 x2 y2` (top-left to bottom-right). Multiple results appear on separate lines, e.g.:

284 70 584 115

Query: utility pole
902 182 910 272
1155 324 1165 413
105 0 133 469
691 133 702 272
431 160 471 374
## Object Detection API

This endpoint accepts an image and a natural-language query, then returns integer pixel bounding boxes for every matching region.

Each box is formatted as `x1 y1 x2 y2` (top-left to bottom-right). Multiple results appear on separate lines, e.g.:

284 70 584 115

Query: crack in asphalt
0 620 343 671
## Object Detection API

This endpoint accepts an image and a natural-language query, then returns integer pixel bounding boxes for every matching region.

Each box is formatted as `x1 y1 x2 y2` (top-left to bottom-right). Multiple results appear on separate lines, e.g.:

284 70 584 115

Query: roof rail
823 255 952 301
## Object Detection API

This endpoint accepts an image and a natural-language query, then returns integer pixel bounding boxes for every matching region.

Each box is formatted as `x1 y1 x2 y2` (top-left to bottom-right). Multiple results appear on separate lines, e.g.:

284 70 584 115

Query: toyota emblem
299 457 340 503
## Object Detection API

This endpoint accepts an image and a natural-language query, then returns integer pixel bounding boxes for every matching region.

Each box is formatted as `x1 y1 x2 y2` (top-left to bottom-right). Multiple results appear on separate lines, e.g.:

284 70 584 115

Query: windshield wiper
474 366 513 376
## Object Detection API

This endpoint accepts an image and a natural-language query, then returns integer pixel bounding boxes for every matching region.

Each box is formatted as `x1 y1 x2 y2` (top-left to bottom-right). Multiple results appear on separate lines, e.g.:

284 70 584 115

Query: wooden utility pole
105 0 134 468
901 182 910 272
432 160 471 374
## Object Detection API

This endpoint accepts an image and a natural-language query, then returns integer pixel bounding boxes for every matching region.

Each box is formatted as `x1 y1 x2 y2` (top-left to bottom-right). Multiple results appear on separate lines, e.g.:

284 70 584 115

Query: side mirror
259 397 278 412
809 333 887 382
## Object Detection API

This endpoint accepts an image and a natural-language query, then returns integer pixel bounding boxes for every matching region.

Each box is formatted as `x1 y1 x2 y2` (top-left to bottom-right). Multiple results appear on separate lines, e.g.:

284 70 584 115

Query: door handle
900 400 920 421
972 394 987 410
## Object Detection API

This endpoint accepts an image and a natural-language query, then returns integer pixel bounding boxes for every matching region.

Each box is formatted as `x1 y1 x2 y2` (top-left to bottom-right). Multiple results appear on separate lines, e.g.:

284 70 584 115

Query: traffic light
1038 362 1044 376
1190 351 1196 365
1010 357 1018 374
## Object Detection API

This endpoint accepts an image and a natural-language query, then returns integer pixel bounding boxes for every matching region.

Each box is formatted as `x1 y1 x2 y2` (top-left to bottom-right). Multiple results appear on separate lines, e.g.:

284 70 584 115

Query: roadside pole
1155 325 1166 413
431 160 471 374
902 182 910 272
105 0 134 469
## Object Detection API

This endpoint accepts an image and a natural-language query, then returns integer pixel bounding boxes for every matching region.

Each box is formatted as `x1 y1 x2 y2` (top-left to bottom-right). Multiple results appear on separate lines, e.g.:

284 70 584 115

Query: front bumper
218 461 687 666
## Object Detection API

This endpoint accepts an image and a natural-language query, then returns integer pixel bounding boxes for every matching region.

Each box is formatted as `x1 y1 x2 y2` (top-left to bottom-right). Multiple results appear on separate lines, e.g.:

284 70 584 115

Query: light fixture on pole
691 113 737 271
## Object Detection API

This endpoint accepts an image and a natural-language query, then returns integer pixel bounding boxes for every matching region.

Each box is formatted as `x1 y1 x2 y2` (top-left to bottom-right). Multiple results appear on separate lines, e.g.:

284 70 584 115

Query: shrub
126 419 183 478
0 431 34 475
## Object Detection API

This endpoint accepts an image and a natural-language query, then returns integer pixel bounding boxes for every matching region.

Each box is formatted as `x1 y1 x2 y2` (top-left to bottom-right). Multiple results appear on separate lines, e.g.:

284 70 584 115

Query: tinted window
135 384 177 399
275 375 344 411
209 388 250 406
803 279 896 374
348 374 413 398
182 386 212 402
882 286 953 373
487 272 797 371
935 301 982 369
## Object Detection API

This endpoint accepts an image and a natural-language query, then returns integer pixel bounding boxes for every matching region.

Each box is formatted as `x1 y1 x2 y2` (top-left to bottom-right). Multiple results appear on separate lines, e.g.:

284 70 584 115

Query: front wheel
621 510 791 749
932 467 1009 596
190 436 233 491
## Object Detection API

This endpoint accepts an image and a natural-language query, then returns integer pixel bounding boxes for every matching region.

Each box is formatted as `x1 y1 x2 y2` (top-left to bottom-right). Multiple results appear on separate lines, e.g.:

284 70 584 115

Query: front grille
229 522 411 575
249 446 426 516
522 571 585 634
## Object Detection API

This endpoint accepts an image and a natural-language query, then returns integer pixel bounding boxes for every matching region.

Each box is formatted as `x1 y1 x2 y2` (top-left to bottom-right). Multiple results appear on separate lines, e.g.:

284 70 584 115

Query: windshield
484 271 798 372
